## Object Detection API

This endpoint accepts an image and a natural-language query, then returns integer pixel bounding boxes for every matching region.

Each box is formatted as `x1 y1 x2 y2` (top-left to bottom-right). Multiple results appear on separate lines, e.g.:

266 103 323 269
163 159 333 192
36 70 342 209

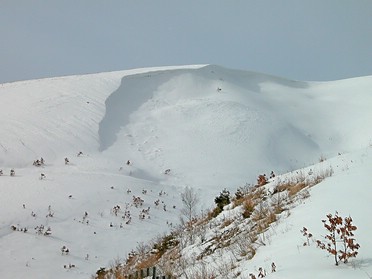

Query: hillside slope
114 147 372 279
100 64 372 190
0 65 371 279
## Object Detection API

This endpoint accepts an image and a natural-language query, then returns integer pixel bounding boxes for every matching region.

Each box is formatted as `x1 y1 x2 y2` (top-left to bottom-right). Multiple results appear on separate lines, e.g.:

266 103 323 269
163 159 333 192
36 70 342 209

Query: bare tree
180 186 199 224
180 186 200 243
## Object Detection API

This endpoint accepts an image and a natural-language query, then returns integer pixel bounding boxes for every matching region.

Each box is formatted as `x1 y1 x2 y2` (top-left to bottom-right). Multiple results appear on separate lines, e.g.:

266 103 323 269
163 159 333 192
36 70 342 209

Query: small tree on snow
316 212 360 265
180 186 199 225
214 188 230 211
180 186 199 243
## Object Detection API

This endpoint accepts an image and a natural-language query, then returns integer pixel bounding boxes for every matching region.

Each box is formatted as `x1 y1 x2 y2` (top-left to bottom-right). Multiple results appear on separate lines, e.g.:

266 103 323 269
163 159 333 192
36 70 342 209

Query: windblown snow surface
0 65 371 279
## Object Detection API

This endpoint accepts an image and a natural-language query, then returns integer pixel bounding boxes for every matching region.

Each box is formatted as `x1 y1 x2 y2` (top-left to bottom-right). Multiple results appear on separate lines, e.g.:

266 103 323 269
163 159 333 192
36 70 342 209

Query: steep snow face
0 65 202 168
98 65 372 189
0 72 125 167
98 68 201 152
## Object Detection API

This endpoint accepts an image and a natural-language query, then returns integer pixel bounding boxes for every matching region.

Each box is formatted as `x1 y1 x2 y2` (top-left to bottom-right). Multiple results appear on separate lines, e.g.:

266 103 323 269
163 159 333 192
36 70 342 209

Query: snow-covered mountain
0 65 371 279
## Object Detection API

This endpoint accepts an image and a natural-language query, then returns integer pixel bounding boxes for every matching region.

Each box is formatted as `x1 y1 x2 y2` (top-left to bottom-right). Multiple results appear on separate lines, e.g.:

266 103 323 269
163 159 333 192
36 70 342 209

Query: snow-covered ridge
98 64 372 189
0 65 203 167
1 64 371 172
0 65 371 279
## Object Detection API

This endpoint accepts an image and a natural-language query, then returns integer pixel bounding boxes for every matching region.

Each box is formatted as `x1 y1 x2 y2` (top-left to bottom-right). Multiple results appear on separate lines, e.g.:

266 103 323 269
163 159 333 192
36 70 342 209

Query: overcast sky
1 1 372 83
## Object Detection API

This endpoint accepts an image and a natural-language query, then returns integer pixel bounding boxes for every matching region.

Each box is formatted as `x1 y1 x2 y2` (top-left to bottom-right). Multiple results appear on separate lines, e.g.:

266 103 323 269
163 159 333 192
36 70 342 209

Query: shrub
315 212 360 265
234 188 244 200
214 189 231 212
242 199 255 219
95 267 106 278
270 192 287 214
256 174 268 186
234 184 252 200
300 227 313 246
152 234 179 257
251 203 269 222
209 206 223 218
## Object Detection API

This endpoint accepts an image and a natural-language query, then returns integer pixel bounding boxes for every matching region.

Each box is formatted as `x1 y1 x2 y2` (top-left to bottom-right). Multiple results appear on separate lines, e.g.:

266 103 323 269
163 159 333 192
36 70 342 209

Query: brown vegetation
95 166 334 279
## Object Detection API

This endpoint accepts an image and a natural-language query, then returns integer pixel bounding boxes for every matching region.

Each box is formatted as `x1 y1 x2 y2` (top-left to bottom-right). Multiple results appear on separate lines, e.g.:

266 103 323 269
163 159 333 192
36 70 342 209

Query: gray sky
1 1 372 83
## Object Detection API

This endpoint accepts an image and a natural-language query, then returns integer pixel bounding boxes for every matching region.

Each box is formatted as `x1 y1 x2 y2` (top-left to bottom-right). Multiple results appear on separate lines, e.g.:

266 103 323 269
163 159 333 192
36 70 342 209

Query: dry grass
255 210 277 235
156 248 181 277
233 197 245 207
274 166 333 199
220 218 234 229
135 253 161 270
270 192 287 214
274 180 307 197
98 166 335 279
239 187 268 219
242 199 255 219
251 203 269 222
246 245 256 260
267 210 277 224
233 231 258 259
256 220 270 234
288 182 307 197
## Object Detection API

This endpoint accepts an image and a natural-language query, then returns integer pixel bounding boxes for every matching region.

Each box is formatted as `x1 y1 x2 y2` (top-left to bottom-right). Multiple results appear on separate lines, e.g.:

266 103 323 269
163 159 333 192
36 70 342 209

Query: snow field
0 64 371 278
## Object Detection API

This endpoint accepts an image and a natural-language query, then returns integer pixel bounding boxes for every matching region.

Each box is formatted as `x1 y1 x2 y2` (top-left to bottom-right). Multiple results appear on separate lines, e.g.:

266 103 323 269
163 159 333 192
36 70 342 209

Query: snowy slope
99 65 372 191
164 147 372 279
240 148 372 279
0 65 371 279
